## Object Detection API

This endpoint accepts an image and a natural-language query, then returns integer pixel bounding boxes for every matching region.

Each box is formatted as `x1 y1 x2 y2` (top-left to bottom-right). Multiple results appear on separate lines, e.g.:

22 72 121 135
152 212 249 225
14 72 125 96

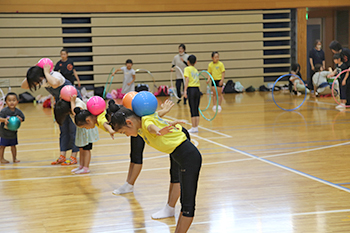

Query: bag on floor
135 84 149 92
223 80 236 93
234 81 244 93
245 86 255 92
154 85 169 96
19 92 35 103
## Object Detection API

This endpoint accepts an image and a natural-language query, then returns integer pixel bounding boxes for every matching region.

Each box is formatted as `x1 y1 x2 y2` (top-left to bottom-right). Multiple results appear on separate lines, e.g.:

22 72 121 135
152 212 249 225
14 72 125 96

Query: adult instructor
55 48 81 87
171 44 189 104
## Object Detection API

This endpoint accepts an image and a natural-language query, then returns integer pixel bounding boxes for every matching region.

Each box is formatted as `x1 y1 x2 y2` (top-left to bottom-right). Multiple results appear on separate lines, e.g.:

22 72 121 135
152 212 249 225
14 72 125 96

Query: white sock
151 204 175 219
112 182 134 195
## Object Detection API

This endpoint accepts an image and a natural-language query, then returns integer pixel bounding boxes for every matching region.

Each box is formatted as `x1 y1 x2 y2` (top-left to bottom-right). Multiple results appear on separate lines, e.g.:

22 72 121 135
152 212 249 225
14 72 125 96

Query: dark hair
54 99 71 125
26 66 45 91
106 99 121 121
179 44 186 51
187 55 197 65
291 63 300 72
329 40 342 52
314 64 323 72
74 107 93 126
126 59 133 64
333 53 342 60
211 51 219 58
5 92 19 101
60 48 68 54
314 39 321 47
109 107 140 131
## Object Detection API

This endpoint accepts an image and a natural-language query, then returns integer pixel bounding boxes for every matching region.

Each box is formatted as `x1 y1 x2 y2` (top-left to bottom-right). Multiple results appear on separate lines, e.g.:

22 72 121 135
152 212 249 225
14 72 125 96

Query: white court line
262 141 350 158
166 116 232 138
189 134 350 193
307 100 337 106
0 154 169 169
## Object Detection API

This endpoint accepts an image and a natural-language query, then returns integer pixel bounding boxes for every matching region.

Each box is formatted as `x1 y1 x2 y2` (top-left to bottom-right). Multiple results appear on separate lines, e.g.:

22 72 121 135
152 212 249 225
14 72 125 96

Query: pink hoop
331 68 350 107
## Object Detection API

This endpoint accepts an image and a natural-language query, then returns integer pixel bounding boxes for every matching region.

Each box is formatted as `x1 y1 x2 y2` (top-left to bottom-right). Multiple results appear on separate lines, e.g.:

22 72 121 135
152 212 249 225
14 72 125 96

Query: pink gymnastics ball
60 85 78 102
37 58 54 72
87 96 106 115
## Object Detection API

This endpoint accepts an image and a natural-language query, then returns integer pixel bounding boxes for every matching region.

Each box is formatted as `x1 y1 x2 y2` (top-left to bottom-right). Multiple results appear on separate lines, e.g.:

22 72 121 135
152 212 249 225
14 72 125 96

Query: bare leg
127 163 142 185
79 148 85 168
71 152 77 158
83 150 91 168
0 146 8 163
211 86 217 107
11 146 19 163
175 214 193 233
194 116 200 128
191 117 196 128
217 87 223 106
168 183 181 208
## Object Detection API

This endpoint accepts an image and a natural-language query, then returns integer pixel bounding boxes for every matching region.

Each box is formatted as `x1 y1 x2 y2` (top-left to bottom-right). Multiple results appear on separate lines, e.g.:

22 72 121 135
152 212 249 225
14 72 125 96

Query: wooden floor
1 91 350 233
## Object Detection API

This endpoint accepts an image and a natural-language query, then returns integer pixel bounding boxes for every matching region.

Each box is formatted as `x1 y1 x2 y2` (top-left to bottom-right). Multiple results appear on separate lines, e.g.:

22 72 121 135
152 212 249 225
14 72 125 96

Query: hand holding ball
60 85 78 102
37 58 54 72
132 91 158 117
7 116 21 131
87 96 106 115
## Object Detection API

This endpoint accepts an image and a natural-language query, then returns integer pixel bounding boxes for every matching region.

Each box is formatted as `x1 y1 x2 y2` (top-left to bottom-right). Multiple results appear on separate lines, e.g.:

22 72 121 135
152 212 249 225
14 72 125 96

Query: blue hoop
272 74 307 111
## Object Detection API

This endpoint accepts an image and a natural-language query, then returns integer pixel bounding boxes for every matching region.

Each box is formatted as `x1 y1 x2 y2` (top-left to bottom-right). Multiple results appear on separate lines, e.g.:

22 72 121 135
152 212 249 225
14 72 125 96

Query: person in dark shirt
309 39 325 90
0 93 25 163
329 40 350 68
54 48 81 87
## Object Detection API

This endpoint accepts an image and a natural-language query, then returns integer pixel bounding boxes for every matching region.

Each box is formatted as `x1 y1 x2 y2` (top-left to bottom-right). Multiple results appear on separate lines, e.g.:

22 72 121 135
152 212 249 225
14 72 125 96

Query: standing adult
309 39 325 90
54 48 81 87
171 44 189 104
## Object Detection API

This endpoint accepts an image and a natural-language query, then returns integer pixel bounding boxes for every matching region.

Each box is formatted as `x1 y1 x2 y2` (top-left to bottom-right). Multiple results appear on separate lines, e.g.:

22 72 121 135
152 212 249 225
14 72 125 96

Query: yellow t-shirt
208 61 225 81
96 110 108 132
184 66 200 87
138 112 187 154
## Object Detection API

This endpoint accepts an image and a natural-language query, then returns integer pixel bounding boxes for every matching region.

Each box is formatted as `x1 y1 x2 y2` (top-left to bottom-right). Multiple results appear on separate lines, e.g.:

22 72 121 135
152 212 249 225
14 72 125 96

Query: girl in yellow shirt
207 52 225 111
110 107 202 233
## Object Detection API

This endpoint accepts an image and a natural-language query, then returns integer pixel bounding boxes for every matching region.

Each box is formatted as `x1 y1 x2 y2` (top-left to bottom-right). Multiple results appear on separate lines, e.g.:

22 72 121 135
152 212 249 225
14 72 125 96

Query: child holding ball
0 93 25 164
184 55 200 133
109 107 202 233
207 51 225 111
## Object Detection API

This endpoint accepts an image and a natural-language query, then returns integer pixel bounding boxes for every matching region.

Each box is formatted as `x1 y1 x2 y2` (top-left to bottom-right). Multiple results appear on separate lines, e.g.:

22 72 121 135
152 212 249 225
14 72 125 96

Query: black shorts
211 80 222 87
79 143 93 150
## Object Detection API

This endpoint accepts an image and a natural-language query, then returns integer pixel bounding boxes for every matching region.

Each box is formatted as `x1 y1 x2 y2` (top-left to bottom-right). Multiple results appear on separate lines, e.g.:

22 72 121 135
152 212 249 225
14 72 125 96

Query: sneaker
74 167 90 174
212 106 217 111
112 182 134 195
218 106 222 111
336 104 345 109
177 99 181 104
71 166 82 173
188 128 198 133
61 156 78 166
51 155 66 165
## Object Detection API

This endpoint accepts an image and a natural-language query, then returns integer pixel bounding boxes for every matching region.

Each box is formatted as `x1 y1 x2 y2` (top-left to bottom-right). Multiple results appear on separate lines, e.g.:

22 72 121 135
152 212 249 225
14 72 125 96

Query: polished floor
1 91 350 233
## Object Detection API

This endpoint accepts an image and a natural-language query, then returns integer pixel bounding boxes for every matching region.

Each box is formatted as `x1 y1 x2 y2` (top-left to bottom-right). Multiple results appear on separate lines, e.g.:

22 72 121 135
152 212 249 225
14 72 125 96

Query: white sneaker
336 104 345 109
218 106 222 111
71 166 82 173
188 128 198 133
212 106 216 111
112 182 134 195
74 167 90 174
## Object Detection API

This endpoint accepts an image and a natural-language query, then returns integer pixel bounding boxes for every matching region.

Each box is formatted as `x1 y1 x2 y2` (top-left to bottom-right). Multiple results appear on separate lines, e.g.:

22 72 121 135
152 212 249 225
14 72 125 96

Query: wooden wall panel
1 0 350 13
297 7 307 80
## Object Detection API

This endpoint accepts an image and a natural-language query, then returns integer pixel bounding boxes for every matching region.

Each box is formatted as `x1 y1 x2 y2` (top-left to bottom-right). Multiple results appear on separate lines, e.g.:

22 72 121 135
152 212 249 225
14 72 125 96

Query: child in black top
0 93 25 163
54 48 81 87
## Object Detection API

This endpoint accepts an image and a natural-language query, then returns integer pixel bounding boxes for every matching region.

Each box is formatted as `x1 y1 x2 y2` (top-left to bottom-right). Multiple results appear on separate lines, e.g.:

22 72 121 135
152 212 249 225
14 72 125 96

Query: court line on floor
189 134 350 193
166 116 232 138
110 208 350 232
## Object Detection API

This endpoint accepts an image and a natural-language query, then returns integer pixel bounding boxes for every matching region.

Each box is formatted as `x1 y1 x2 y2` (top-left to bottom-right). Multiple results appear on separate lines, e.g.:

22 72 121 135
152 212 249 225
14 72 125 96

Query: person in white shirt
171 44 189 104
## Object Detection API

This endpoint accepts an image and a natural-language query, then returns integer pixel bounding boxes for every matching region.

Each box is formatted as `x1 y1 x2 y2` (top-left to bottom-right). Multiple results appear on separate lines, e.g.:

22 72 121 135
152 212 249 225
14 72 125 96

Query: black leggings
170 139 202 217
187 87 200 117
130 128 190 183
176 79 187 103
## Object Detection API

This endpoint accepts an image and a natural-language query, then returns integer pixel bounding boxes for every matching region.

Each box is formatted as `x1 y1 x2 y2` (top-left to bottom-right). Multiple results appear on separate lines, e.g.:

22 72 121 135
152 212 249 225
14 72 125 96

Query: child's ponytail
74 107 93 126
109 107 139 131
106 99 121 121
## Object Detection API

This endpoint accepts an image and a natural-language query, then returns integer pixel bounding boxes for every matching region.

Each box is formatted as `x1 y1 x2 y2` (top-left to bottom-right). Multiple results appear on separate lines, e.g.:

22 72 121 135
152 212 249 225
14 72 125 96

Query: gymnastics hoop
198 70 219 121
0 88 4 110
135 69 157 93
170 66 186 100
272 74 307 111
103 67 115 99
331 68 350 107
